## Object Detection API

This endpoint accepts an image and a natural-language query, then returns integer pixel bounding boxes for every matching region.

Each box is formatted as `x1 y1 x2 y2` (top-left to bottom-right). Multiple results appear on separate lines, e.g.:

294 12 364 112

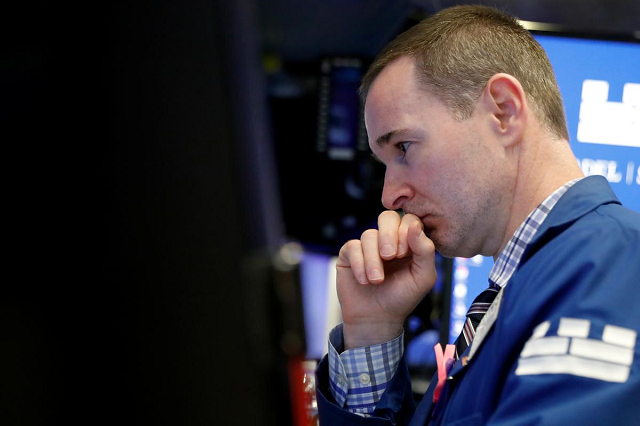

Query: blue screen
451 35 640 342
300 252 332 360
449 255 494 343
536 34 640 212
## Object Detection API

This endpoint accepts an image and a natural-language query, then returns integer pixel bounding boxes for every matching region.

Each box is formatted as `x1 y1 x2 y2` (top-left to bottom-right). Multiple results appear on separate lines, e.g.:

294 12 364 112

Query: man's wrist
343 321 404 350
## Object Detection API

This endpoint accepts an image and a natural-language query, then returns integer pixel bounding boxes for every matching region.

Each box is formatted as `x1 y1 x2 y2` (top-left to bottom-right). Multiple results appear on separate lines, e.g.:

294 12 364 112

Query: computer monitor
300 251 342 360
535 33 639 211
450 32 639 343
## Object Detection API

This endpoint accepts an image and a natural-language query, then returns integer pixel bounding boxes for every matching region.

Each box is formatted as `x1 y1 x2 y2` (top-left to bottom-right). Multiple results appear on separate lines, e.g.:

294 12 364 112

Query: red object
288 357 309 426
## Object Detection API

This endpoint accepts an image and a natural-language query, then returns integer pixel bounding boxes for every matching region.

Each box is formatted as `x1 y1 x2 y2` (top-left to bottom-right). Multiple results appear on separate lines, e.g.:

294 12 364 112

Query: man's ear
479 73 527 147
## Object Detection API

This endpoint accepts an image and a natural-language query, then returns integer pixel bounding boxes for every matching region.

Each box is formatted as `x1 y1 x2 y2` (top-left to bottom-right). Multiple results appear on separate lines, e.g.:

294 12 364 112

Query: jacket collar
523 175 620 260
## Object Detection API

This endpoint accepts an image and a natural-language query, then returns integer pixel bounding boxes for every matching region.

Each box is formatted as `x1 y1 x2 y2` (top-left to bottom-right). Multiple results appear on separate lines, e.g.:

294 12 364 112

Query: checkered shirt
327 178 583 415
489 178 582 288
327 323 403 415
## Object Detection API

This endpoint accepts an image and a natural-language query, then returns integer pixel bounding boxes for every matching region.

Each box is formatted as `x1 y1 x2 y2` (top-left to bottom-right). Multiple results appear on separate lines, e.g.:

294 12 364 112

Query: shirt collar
489 178 583 288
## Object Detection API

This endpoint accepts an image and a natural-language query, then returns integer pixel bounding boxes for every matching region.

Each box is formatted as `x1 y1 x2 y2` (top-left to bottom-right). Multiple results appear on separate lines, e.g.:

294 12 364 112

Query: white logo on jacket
516 318 636 383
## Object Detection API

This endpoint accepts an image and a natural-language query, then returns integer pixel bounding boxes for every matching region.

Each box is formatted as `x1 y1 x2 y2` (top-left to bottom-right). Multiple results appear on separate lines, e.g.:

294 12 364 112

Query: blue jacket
317 176 640 425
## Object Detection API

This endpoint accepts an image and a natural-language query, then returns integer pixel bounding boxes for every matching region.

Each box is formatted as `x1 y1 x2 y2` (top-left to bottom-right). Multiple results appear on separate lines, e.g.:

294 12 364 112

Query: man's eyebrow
375 129 411 147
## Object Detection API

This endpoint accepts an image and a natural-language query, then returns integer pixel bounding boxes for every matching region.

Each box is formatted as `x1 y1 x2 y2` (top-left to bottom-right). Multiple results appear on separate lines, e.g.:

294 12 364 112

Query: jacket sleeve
487 318 639 425
316 354 417 425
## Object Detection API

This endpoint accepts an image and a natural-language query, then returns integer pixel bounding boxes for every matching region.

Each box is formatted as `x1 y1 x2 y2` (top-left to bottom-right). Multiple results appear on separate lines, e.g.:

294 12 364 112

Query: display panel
449 255 493 343
535 34 640 212
450 34 640 342
316 58 368 160
300 252 341 360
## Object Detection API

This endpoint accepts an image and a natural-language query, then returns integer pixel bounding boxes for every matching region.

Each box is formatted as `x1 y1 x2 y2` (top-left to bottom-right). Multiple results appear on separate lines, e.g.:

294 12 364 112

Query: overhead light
519 20 564 32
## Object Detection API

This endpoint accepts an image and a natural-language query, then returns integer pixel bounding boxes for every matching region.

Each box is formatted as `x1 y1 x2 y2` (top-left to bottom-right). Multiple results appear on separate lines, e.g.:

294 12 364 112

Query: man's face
365 56 513 258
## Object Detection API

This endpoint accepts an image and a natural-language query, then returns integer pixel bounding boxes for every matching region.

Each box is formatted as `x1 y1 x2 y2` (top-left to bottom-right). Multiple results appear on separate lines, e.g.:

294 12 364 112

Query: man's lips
403 211 437 230
416 213 433 222
403 211 432 222
417 214 437 234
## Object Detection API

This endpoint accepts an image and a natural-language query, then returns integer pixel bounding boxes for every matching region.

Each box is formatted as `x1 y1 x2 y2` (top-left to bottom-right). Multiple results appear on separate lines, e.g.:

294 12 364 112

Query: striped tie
453 283 501 358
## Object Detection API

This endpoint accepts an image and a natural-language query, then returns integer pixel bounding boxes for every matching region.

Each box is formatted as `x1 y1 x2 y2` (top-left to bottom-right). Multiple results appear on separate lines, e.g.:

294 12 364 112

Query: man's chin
431 234 471 258
433 244 457 258
429 235 456 258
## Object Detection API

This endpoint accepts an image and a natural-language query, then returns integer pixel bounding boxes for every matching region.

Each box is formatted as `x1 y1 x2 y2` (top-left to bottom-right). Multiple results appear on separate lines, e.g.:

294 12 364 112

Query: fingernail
397 244 406 256
370 269 383 281
359 274 368 284
381 244 395 257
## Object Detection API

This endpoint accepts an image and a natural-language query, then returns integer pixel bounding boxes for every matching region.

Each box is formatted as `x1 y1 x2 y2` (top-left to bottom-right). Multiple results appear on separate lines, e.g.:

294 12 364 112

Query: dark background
3 1 638 425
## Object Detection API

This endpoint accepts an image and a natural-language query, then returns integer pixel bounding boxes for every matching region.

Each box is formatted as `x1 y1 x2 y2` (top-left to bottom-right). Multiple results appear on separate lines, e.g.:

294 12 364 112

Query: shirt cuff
327 323 404 415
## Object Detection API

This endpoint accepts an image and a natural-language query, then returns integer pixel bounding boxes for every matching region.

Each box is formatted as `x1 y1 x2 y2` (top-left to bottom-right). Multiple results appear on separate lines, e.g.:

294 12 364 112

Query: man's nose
381 170 413 210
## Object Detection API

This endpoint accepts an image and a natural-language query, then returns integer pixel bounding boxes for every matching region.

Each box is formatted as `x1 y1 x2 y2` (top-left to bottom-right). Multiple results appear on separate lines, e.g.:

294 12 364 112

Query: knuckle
361 229 378 240
378 210 402 228
405 216 424 231
425 239 435 254
343 239 360 251
351 258 365 269
378 210 397 221
419 235 435 256
402 212 419 223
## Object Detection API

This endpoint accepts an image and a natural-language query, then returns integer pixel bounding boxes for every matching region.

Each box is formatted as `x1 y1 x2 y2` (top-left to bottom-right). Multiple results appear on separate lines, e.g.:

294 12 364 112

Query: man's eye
397 141 411 157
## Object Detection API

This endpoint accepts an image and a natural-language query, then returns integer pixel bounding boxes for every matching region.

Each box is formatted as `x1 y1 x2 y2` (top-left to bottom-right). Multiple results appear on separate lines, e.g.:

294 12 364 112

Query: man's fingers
338 240 369 285
361 229 385 283
406 221 437 289
377 211 401 259
337 212 428 287
398 213 422 258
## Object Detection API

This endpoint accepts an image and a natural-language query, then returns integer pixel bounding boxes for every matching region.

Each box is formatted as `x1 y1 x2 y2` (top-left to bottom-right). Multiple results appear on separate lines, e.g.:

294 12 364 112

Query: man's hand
337 211 438 350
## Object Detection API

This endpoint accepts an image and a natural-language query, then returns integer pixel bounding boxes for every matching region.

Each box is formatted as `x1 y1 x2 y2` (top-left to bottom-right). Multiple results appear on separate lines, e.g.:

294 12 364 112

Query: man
316 5 640 425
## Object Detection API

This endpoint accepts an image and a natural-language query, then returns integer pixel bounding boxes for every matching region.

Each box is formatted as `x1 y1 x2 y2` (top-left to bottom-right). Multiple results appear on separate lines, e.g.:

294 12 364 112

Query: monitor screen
535 34 640 212
450 33 640 343
300 252 341 360
449 255 493 343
